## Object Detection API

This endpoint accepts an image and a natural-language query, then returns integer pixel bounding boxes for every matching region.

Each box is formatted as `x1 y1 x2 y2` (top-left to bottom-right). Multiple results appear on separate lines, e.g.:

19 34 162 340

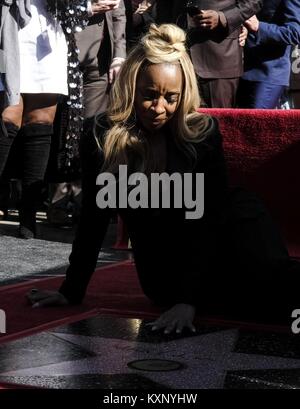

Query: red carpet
200 109 300 257
0 382 38 389
0 260 290 344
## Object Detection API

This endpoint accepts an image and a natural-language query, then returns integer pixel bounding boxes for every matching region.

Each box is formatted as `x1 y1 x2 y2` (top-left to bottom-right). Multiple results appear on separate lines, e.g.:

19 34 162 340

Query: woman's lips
150 117 165 124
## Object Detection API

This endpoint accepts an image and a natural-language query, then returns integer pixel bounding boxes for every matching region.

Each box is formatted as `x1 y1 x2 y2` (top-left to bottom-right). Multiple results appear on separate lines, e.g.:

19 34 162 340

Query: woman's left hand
150 304 196 335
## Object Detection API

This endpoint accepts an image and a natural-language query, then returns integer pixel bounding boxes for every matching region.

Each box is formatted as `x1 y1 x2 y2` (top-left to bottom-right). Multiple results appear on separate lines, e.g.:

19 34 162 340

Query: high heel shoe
18 225 35 239
0 209 8 220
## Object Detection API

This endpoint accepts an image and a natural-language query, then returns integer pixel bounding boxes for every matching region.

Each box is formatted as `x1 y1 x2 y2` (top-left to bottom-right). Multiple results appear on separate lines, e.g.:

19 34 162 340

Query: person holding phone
186 0 263 108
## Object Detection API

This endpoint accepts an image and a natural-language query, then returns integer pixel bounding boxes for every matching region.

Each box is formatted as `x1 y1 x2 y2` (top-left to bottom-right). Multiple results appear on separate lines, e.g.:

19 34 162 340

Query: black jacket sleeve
173 117 229 307
222 0 263 33
59 116 113 304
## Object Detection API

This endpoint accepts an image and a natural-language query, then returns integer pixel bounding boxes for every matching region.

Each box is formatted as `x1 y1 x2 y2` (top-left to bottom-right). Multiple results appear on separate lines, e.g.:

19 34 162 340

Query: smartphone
186 1 201 17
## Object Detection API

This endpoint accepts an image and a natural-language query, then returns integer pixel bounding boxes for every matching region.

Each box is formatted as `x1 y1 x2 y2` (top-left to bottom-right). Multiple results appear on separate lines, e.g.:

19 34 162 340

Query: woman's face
135 63 183 133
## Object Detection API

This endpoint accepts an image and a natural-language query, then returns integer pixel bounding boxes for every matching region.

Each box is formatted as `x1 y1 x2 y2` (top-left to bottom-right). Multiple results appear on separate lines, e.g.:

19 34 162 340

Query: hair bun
142 24 187 63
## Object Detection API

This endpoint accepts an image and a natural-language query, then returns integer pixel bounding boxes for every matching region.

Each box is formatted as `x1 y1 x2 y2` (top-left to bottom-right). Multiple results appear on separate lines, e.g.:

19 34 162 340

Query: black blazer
59 115 231 306
59 114 292 309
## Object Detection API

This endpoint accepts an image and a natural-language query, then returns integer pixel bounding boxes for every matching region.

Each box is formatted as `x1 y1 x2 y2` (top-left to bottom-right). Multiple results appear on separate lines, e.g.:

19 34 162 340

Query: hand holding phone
186 1 202 17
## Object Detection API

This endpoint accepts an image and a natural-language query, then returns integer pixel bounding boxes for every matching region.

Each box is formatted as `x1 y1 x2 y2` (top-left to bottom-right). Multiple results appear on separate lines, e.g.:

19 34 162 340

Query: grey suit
75 1 126 118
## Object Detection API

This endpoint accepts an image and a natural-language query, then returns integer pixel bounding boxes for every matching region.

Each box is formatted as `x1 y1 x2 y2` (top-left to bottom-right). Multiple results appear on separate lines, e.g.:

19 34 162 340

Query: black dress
59 115 299 321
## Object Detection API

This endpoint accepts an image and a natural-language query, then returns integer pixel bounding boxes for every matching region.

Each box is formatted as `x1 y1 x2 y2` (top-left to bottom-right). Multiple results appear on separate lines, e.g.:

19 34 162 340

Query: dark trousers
237 79 286 109
198 77 240 108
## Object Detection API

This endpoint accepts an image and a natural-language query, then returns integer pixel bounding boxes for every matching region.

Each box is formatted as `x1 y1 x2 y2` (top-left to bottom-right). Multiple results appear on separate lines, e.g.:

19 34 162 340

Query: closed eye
166 97 179 104
142 95 179 104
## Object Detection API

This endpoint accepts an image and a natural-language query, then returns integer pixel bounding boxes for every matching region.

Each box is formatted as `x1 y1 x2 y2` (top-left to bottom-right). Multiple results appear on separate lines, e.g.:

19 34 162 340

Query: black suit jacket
188 0 263 78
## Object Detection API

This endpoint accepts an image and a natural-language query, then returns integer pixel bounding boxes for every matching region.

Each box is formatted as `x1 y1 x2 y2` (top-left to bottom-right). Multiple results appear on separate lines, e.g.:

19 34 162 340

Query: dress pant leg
237 79 286 109
75 19 109 119
83 72 109 119
198 77 240 108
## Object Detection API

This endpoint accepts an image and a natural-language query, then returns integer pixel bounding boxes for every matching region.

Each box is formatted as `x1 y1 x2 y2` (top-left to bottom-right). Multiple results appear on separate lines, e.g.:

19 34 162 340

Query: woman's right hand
26 289 69 308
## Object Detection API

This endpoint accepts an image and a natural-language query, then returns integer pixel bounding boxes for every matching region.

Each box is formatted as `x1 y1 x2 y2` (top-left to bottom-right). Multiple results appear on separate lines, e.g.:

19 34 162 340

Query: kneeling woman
28 24 300 333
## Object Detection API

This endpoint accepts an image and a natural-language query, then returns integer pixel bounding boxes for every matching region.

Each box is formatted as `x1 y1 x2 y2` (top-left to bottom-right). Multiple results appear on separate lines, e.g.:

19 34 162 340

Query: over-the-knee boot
0 120 20 219
0 119 20 176
19 123 52 239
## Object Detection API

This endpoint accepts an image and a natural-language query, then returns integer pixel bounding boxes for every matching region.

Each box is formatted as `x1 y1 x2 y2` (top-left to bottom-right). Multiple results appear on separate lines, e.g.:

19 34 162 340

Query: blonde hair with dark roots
98 23 210 173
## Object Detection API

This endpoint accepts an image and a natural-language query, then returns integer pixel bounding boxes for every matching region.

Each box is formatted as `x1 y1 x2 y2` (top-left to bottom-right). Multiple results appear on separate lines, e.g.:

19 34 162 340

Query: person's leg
82 73 109 119
224 188 300 323
210 78 239 108
19 93 58 238
196 77 210 108
237 79 286 109
0 96 23 177
0 96 23 218
47 182 73 226
197 77 239 108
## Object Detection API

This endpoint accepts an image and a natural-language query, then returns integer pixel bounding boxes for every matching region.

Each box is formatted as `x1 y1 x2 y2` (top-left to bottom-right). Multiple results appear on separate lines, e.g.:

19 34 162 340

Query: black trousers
197 77 240 108
199 188 300 324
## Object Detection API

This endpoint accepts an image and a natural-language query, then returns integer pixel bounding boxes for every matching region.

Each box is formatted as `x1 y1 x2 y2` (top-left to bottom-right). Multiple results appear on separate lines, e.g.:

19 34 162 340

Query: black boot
0 120 20 219
19 123 52 239
0 119 20 177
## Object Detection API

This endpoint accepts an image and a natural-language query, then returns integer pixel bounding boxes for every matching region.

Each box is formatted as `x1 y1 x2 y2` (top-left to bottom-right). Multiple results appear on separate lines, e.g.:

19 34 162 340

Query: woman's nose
152 97 166 114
